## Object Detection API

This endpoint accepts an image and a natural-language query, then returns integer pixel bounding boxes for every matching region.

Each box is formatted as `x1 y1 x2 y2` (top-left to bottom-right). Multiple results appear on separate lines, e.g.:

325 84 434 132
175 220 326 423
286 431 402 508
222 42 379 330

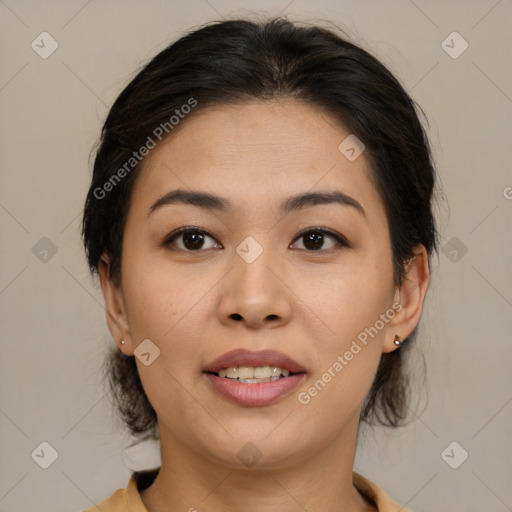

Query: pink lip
204 373 307 407
203 348 307 374
202 349 307 407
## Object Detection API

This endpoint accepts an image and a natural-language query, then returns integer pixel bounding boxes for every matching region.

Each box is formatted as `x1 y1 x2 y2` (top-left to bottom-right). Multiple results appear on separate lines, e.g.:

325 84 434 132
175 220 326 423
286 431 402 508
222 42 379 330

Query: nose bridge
216 233 291 326
233 233 280 293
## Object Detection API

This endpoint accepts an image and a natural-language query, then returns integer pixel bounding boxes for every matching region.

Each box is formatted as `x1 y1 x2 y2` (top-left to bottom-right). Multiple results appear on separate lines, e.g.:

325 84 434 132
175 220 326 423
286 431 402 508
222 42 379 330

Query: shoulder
80 467 159 512
353 471 413 512
81 487 128 512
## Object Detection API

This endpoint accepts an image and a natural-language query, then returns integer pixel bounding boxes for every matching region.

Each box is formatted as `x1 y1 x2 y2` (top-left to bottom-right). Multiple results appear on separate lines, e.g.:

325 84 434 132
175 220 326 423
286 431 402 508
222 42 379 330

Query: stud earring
393 334 402 346
121 340 125 345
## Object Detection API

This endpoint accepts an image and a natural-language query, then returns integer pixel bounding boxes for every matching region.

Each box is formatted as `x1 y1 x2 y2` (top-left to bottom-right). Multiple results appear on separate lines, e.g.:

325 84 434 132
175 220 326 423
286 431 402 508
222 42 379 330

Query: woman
81 15 439 512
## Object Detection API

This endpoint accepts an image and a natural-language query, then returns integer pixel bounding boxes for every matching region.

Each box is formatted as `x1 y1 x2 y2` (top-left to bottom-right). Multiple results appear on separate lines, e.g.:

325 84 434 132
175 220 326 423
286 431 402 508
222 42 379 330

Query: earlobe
383 244 430 354
98 254 133 355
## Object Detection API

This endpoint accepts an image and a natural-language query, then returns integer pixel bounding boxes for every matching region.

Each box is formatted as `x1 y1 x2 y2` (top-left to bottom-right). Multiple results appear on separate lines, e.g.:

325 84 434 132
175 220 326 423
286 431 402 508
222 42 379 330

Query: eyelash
161 226 350 253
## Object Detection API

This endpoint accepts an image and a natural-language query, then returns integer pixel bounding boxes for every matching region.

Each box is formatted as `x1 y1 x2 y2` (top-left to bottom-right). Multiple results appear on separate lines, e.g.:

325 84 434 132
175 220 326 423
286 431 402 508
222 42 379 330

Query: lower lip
204 373 307 407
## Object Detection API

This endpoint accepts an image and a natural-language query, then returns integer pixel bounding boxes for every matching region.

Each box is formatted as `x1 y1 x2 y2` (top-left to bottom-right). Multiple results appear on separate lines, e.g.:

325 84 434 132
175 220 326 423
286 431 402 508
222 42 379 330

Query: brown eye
163 227 221 251
291 228 349 252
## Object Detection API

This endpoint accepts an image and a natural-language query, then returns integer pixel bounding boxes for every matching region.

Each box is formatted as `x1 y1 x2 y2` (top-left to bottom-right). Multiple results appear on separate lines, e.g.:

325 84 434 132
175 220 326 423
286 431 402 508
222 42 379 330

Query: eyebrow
148 188 366 218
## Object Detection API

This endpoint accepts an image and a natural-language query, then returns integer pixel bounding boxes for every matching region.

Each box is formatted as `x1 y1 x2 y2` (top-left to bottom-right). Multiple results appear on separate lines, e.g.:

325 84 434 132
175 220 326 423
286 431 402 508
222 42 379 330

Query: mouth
202 349 307 406
205 365 305 383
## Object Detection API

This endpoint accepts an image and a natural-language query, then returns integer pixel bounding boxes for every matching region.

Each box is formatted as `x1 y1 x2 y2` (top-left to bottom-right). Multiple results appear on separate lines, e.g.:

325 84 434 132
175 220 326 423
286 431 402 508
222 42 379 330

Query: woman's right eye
162 227 221 252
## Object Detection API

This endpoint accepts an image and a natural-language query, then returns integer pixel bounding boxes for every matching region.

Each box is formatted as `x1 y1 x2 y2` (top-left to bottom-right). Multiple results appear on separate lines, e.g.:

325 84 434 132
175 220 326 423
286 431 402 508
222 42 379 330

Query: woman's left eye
290 228 349 252
162 227 348 252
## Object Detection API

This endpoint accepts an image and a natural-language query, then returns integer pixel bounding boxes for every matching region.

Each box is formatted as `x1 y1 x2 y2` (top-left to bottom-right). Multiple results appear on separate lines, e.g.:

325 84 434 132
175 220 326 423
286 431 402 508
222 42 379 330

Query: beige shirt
82 468 411 512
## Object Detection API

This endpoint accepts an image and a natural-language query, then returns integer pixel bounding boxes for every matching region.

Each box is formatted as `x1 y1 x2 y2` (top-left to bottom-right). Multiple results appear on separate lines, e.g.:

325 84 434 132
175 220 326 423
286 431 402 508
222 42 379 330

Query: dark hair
82 15 441 440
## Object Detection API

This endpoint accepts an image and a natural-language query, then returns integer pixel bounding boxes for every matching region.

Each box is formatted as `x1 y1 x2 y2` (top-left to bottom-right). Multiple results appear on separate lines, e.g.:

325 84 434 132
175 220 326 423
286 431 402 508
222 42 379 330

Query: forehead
130 99 386 224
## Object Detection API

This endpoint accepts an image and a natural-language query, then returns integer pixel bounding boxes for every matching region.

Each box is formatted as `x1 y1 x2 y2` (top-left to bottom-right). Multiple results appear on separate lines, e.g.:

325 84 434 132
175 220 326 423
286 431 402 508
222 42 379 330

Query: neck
140 415 376 512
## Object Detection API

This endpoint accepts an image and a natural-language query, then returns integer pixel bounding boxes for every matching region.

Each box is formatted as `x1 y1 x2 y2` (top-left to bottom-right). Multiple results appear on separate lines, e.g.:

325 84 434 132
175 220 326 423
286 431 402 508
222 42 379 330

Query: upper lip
203 349 307 374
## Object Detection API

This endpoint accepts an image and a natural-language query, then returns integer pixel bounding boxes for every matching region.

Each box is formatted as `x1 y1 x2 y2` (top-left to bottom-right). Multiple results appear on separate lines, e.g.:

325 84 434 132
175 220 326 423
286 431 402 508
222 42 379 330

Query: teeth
221 367 239 378
217 366 291 380
238 366 254 379
254 366 271 378
238 376 281 383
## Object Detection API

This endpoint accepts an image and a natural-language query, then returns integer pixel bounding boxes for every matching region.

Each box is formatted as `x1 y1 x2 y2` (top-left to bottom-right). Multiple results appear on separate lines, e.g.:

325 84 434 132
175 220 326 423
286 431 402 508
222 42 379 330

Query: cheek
299 271 389 415
121 244 189 332
122 259 208 428
312 257 393 339
122 250 212 374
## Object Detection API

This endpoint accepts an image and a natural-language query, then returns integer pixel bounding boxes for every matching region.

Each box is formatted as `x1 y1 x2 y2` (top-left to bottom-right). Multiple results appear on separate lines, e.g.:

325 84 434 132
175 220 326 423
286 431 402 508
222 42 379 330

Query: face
101 99 424 470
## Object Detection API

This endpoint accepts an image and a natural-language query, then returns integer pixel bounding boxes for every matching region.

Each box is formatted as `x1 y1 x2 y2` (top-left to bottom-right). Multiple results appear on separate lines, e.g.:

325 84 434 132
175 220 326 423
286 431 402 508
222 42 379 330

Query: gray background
1 1 511 511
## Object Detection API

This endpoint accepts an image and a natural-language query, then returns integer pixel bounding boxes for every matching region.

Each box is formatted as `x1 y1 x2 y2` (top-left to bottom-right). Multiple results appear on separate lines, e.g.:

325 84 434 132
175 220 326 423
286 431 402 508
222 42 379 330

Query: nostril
231 313 243 321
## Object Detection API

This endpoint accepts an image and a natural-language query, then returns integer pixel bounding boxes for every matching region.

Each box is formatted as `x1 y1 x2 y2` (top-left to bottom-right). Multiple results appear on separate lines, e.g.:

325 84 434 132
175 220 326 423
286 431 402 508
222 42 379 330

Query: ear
98 254 134 355
383 244 431 354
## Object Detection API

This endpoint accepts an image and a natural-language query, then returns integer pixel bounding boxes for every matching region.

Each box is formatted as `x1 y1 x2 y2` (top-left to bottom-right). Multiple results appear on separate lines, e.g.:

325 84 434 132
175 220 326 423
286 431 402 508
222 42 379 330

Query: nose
216 243 293 330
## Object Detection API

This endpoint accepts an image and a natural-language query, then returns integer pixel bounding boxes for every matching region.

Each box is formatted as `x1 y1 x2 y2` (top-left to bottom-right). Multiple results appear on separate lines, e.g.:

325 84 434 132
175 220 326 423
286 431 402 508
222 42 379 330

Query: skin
98 98 430 512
